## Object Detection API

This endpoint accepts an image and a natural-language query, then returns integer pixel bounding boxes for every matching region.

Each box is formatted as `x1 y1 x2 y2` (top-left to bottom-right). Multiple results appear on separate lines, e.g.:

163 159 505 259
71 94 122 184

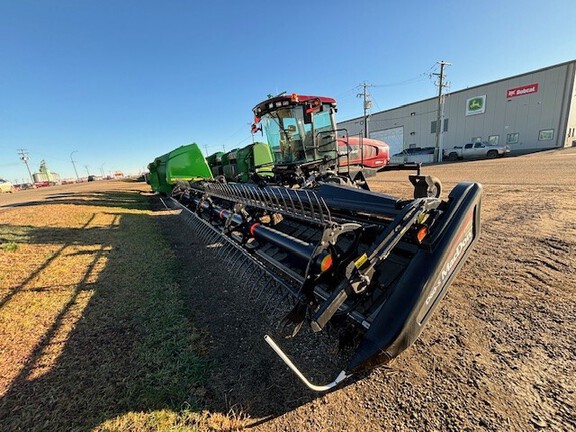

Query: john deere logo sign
466 95 486 116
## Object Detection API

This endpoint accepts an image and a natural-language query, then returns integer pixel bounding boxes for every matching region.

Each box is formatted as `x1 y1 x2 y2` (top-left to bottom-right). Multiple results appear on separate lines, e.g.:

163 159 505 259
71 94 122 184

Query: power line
0 162 21 168
371 63 439 88
343 64 442 125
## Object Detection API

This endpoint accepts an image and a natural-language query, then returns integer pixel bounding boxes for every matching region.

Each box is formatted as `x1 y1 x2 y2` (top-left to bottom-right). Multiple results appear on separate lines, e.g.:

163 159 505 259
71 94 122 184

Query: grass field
0 182 245 431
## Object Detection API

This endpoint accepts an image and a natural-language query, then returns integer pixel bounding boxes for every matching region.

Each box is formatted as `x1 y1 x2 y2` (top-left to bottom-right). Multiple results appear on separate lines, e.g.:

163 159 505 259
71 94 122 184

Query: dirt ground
161 148 575 431
1 148 573 431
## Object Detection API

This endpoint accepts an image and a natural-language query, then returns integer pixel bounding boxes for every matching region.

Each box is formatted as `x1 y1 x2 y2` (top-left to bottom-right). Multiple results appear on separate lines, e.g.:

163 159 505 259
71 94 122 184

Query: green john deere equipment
212 142 275 182
234 142 274 182
148 143 212 194
147 152 171 194
206 151 225 177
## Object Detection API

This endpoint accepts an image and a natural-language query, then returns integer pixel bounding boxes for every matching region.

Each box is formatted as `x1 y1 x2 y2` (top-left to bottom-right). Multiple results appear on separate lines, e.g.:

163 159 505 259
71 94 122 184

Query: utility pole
17 149 34 183
433 60 451 163
85 165 90 177
70 151 80 182
357 82 373 138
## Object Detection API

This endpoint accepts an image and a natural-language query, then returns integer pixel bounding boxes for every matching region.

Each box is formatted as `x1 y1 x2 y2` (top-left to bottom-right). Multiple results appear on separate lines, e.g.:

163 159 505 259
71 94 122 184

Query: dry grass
0 182 248 431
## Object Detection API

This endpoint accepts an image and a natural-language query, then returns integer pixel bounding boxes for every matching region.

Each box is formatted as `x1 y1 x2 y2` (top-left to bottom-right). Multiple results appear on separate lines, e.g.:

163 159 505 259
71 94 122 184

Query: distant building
33 160 61 184
338 60 576 157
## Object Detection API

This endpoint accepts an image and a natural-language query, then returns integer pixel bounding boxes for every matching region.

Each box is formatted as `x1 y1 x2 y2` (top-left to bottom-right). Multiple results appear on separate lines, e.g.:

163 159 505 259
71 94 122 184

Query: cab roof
253 93 337 117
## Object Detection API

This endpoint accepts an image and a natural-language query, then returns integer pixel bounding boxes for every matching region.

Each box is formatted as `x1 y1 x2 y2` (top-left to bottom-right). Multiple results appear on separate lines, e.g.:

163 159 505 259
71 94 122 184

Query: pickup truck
444 141 510 161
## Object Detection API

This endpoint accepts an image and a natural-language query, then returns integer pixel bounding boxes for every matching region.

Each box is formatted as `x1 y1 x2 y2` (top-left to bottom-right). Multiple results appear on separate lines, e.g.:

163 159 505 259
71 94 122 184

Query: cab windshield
261 104 337 165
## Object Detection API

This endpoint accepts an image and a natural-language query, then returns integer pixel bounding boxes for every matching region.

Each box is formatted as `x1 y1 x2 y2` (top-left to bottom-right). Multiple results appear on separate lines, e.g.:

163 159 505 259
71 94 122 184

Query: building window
538 129 554 141
488 135 499 145
507 133 520 144
471 136 482 143
430 118 449 133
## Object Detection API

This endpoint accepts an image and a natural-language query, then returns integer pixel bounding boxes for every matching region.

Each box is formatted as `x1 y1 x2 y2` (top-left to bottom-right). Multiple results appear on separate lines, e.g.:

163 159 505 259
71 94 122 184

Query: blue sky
0 0 574 182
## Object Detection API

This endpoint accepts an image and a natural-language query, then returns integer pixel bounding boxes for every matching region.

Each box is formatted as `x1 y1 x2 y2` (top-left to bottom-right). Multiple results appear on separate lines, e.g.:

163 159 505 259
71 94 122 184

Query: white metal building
338 60 576 157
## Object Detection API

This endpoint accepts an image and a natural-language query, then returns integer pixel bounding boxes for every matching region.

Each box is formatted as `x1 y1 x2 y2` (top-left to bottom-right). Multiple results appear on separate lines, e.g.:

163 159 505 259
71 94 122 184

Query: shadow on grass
0 191 207 430
0 189 324 431
0 190 150 211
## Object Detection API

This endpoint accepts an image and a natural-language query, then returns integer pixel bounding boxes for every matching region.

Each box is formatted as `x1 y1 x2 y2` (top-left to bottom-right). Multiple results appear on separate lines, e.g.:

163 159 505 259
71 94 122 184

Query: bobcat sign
506 83 539 98
465 95 486 116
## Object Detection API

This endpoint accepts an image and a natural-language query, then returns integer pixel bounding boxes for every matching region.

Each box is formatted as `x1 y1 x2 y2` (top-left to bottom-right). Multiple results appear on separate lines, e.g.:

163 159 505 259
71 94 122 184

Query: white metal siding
338 61 576 155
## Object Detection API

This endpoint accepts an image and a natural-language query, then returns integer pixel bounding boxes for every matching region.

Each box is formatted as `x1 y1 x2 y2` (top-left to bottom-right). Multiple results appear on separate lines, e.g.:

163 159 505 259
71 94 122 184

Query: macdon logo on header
426 227 474 306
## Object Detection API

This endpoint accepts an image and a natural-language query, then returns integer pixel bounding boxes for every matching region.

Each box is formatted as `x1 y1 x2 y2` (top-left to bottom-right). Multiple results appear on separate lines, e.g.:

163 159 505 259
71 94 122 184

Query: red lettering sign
506 83 539 98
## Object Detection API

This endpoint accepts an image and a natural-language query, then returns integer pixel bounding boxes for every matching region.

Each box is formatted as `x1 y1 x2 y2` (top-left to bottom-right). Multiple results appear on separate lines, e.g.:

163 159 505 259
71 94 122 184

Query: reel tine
188 214 200 229
237 261 253 281
293 190 306 218
263 282 282 311
206 228 220 244
203 226 215 242
214 242 228 258
304 189 315 220
255 278 279 300
248 263 262 281
194 222 209 242
229 250 246 274
270 290 290 317
248 270 272 298
220 242 236 261
233 256 250 278
241 262 255 282
245 268 262 295
200 224 215 243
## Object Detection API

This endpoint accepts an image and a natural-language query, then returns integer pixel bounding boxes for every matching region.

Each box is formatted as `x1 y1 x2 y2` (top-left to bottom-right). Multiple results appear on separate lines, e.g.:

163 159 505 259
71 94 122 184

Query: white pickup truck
444 142 510 161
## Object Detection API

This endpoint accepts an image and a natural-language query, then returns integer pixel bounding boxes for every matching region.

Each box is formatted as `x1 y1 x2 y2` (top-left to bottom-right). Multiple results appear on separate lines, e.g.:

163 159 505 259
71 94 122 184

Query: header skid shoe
168 179 482 391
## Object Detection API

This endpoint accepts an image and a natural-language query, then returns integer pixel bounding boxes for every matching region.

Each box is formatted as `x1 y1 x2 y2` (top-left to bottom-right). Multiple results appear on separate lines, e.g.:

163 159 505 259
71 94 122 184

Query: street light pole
70 151 80 182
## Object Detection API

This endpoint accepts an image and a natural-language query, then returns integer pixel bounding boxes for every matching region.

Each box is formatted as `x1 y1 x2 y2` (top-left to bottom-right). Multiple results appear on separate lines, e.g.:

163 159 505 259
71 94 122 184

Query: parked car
392 147 435 157
444 142 510 161
0 179 15 193
391 146 436 164
14 183 35 191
